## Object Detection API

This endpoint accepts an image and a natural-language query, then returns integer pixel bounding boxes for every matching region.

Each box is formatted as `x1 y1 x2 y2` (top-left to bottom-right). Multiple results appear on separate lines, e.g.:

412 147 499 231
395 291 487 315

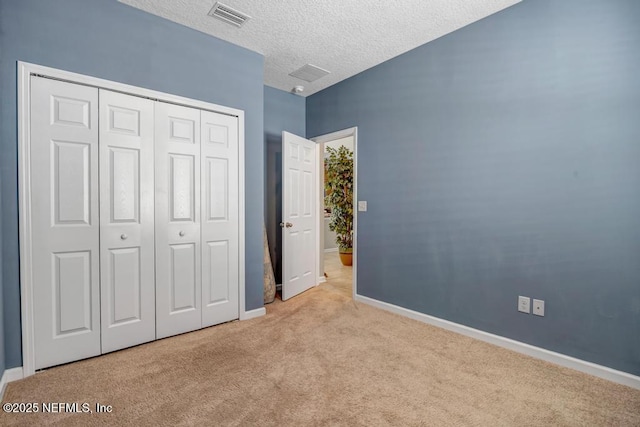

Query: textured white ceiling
119 0 521 96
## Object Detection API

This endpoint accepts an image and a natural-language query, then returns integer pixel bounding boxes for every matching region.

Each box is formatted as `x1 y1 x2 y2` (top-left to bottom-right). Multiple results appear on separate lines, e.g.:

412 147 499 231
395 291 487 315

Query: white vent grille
208 2 250 27
289 64 331 83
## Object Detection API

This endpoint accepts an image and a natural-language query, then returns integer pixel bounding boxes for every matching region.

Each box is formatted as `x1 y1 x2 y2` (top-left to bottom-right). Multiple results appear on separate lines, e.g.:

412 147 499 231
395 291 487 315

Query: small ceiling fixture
289 64 330 83
208 2 251 28
292 85 304 94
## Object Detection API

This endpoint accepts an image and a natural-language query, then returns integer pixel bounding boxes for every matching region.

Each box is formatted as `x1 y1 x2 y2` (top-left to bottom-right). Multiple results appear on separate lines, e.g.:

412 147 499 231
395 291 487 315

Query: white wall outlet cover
518 296 531 313
533 299 545 316
358 201 367 212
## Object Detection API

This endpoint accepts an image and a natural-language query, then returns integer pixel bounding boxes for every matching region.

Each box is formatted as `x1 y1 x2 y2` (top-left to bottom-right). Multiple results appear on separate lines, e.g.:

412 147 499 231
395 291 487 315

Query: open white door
282 131 317 300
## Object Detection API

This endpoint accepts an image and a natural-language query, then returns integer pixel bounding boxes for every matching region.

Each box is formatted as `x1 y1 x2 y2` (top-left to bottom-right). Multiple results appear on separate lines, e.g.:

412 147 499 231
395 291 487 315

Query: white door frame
311 127 358 300
17 61 248 377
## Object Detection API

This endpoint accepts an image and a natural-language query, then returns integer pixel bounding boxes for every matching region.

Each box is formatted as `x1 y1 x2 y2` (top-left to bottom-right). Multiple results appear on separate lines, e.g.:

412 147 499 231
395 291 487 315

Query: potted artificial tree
324 145 354 266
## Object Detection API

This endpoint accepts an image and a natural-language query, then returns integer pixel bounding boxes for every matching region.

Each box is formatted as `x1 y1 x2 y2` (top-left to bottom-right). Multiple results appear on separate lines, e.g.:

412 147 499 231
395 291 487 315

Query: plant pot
339 251 353 266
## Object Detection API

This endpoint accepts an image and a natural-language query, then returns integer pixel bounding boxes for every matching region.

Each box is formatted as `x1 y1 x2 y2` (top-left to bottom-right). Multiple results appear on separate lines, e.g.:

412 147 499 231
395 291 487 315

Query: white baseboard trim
324 248 338 253
0 367 24 401
240 307 266 321
355 294 640 390
318 276 327 284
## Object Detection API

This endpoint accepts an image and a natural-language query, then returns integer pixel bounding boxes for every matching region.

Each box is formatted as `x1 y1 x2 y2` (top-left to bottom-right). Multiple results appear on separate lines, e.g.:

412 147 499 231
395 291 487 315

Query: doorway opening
312 127 358 300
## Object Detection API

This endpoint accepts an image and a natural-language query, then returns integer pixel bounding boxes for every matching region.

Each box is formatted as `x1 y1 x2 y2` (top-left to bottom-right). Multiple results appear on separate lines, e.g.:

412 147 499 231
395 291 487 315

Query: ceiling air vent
208 2 251 28
289 64 331 83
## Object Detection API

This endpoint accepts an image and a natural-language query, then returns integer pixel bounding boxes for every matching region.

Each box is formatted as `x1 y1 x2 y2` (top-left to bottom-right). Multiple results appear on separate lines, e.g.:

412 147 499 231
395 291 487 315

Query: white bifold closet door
155 104 240 338
30 75 241 369
31 77 101 369
201 110 239 327
98 89 156 353
155 102 202 339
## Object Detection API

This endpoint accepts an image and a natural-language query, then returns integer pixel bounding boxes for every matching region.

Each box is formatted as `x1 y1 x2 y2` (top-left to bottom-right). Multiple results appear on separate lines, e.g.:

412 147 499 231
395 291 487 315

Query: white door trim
18 61 247 377
317 142 326 285
311 127 358 300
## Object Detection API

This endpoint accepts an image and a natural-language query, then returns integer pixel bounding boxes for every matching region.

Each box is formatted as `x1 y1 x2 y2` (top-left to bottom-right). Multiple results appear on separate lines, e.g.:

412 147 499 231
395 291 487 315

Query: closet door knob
179 230 185 237
120 234 128 240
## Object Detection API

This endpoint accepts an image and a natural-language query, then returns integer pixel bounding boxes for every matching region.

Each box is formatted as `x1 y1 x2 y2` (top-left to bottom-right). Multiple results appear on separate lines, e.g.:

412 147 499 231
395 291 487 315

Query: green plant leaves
324 145 353 251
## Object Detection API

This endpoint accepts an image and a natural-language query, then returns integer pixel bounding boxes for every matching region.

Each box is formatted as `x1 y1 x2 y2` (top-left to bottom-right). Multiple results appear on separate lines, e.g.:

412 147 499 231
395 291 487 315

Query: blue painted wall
264 86 306 284
0 181 4 377
307 0 640 375
0 0 264 369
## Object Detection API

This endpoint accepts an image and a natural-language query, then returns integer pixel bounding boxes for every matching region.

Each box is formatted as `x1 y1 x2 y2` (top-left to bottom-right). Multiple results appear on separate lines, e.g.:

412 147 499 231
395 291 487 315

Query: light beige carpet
2 253 639 426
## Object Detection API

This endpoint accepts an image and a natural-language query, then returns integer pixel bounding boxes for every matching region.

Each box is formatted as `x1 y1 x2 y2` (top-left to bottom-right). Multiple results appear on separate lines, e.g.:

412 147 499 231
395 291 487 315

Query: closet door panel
99 89 156 353
155 102 202 339
31 77 101 369
201 111 239 327
170 243 197 311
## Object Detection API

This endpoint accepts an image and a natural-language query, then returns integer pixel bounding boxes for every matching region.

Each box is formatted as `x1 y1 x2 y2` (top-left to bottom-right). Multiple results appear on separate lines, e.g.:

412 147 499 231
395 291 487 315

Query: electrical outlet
532 299 545 316
358 201 367 212
518 296 530 313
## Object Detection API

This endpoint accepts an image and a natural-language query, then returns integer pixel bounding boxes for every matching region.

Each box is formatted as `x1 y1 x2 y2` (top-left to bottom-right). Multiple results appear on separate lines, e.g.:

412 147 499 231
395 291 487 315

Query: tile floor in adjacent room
321 251 352 298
